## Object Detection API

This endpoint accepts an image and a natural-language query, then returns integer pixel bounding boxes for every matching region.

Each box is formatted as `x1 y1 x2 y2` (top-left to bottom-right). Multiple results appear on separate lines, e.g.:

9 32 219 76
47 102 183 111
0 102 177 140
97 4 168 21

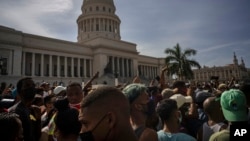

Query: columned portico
105 55 136 77
21 51 93 80
0 0 165 86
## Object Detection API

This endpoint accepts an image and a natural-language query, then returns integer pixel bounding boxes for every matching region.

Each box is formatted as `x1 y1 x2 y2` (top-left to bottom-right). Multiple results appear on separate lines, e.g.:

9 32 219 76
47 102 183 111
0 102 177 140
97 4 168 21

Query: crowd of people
0 67 250 141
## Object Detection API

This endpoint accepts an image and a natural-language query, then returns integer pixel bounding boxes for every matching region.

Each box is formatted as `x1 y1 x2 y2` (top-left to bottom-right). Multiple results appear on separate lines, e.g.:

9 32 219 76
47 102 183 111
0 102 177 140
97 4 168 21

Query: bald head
203 96 220 115
81 86 130 117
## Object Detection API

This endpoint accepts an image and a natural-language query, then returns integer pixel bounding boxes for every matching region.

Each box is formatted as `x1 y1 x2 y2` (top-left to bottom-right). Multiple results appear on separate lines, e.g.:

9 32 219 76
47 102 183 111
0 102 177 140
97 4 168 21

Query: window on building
80 66 83 77
74 66 77 77
68 66 71 77
61 65 64 77
91 25 93 31
138 65 141 76
86 60 90 77
0 57 8 75
46 64 49 76
96 6 99 11
38 64 41 76
96 24 99 31
54 65 57 76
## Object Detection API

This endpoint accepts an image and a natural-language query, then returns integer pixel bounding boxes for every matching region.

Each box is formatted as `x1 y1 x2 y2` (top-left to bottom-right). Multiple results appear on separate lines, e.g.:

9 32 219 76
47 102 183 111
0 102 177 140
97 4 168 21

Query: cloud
0 0 249 68
199 40 250 54
0 0 73 38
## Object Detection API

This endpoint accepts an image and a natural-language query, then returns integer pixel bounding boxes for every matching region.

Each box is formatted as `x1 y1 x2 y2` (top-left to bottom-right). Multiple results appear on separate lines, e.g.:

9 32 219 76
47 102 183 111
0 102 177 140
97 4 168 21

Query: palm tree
165 43 201 80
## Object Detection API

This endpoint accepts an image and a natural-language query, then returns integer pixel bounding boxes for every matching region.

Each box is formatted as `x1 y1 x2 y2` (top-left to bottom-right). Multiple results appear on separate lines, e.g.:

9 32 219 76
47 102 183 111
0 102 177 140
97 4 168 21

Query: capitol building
0 0 249 86
0 0 165 86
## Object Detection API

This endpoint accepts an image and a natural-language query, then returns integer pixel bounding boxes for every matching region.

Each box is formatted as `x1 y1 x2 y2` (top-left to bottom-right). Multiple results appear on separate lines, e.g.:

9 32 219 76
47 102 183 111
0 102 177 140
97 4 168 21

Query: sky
0 0 250 68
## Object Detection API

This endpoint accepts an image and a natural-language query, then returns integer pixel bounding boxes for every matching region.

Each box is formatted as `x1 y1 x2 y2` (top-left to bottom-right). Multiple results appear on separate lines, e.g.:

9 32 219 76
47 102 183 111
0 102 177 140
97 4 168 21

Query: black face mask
22 87 36 100
79 114 108 141
79 131 94 141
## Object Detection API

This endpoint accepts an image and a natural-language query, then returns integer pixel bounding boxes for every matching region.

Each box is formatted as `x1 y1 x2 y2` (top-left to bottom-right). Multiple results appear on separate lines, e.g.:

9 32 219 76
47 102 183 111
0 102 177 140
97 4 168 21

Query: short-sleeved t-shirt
209 129 229 141
157 130 197 141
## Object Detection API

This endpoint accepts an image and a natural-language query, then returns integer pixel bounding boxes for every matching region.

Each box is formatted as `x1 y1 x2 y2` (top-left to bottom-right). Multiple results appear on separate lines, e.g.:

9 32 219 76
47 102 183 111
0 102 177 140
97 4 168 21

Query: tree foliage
165 43 201 80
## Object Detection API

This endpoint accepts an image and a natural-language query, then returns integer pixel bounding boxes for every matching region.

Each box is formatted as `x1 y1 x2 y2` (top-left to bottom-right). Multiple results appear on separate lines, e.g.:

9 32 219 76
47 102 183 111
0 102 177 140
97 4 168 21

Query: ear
176 110 181 119
107 112 116 128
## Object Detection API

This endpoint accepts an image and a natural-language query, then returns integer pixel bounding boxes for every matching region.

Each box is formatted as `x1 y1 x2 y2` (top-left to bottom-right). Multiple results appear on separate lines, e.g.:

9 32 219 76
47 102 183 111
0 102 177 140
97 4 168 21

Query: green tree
165 43 201 80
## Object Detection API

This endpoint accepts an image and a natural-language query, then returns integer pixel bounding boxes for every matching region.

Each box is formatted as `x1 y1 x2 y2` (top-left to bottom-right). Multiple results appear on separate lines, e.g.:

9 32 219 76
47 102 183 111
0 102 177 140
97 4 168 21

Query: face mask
79 114 108 141
22 87 36 100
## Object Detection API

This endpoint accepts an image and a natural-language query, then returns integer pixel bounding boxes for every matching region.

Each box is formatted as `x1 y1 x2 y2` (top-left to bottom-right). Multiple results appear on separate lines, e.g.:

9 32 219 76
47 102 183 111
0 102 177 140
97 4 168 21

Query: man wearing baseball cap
209 89 249 141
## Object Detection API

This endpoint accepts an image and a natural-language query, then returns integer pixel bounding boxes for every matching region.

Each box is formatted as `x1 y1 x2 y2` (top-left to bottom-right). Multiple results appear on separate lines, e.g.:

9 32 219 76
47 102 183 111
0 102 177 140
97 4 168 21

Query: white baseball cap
170 94 193 108
53 86 66 95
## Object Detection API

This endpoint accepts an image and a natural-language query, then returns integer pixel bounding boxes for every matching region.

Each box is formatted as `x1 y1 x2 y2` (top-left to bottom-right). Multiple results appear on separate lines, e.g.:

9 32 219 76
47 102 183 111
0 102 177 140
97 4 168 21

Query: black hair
0 112 21 141
240 83 250 100
44 94 56 105
54 98 81 136
66 82 82 91
147 86 159 97
172 81 186 89
82 86 123 108
16 77 33 94
0 82 7 92
156 99 178 122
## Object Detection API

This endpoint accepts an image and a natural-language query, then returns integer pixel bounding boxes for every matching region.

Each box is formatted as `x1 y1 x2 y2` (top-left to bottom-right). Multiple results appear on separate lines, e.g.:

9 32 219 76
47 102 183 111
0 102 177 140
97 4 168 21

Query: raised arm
159 66 168 89
83 71 99 96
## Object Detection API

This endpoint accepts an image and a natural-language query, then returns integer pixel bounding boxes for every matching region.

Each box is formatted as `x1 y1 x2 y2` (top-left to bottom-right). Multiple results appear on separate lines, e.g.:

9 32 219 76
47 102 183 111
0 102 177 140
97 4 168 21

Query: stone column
121 58 124 77
141 65 143 76
99 18 101 31
57 56 60 77
8 51 13 75
71 57 74 77
130 59 134 77
41 54 44 77
64 57 67 77
112 56 115 74
84 59 87 77
22 52 26 75
117 57 120 77
32 53 35 76
78 58 80 77
90 59 93 77
126 58 129 77
49 55 52 77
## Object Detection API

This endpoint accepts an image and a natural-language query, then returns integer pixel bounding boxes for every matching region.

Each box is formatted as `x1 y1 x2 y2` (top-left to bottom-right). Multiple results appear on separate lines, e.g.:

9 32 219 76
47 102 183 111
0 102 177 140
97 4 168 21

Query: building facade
0 0 165 86
192 52 249 83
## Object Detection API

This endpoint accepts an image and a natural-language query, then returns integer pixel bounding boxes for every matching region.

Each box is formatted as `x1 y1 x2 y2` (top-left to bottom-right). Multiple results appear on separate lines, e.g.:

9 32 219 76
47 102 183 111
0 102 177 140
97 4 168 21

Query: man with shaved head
197 96 227 141
79 86 138 141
